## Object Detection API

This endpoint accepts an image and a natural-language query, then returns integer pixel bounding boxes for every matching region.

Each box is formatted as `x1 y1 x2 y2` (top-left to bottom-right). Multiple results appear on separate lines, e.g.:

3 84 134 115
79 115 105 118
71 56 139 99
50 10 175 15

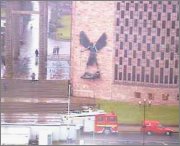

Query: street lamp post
139 98 152 146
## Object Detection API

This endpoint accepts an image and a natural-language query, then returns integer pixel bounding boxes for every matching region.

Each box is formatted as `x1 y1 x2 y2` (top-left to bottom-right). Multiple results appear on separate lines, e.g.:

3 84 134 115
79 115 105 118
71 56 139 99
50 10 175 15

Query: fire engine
61 109 119 135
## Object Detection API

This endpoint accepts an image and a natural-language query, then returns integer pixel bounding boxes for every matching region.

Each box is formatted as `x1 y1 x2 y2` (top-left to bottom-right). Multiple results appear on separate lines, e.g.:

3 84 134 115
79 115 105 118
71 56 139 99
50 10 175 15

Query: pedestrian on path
31 72 36 82
53 47 56 55
35 49 39 57
56 46 60 54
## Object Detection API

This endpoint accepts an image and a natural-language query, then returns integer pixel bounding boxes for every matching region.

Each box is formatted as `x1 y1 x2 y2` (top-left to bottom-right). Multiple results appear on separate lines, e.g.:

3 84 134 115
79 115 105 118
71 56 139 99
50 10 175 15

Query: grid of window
114 1 179 85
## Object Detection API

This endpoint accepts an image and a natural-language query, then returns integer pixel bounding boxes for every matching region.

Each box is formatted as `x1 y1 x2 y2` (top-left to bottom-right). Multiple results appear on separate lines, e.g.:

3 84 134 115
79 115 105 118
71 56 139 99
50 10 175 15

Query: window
128 58 131 65
167 29 170 36
158 13 161 20
150 67 154 83
163 5 166 12
153 20 156 28
170 53 174 60
148 12 152 20
172 21 175 29
174 75 178 84
126 3 129 10
161 52 164 60
157 28 161 36
161 37 165 44
176 29 179 37
139 11 142 19
134 35 137 42
143 15 147 24
116 18 119 26
172 5 176 12
121 26 124 34
135 3 138 11
148 28 151 35
176 44 179 53
128 73 131 81
141 67 145 82
97 116 104 122
144 4 147 11
169 68 173 84
115 64 118 80
135 92 141 98
162 21 166 28
148 93 154 100
166 44 169 52
123 65 127 80
165 60 169 68
153 4 157 12
143 35 146 43
137 74 140 81
129 42 132 50
160 68 164 83
152 36 156 44
137 59 141 66
119 72 122 80
156 60 159 67
147 44 150 51
155 75 159 83
130 11 133 19
177 94 179 100
138 43 141 51
175 60 178 68
107 116 117 122
116 34 119 41
125 19 129 26
119 57 122 65
129 27 133 34
121 11 124 18
117 2 120 10
146 74 149 82
171 36 175 45
142 51 146 59
162 94 169 101
133 50 136 58
138 27 142 35
165 76 168 83
132 66 136 81
167 13 171 21
120 42 123 49
156 44 160 52
146 59 150 67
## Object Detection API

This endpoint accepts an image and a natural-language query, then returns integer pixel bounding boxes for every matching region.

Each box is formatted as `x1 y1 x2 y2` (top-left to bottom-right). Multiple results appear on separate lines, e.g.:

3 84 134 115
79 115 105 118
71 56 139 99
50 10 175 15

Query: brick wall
71 1 179 104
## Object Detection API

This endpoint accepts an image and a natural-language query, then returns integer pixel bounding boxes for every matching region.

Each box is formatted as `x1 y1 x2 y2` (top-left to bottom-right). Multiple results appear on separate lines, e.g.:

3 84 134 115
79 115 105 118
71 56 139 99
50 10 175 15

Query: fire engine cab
61 109 119 135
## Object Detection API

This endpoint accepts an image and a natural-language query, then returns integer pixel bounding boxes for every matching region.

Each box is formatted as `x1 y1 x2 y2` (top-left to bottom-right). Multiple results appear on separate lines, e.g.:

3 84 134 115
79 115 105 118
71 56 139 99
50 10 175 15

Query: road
78 132 179 145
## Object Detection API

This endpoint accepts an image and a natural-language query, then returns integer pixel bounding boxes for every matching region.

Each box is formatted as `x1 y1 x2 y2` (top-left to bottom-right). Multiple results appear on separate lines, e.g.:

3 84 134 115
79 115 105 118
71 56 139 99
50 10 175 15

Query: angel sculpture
80 31 107 79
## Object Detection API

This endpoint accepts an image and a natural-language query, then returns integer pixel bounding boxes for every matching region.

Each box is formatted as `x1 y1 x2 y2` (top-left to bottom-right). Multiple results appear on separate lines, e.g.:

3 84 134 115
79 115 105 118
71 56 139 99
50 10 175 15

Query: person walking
56 46 60 54
35 49 39 57
31 73 36 82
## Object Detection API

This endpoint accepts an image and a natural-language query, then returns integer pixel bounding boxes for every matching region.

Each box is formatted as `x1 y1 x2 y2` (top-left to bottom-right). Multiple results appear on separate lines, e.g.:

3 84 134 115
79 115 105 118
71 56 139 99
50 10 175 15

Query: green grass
97 99 179 125
56 15 71 40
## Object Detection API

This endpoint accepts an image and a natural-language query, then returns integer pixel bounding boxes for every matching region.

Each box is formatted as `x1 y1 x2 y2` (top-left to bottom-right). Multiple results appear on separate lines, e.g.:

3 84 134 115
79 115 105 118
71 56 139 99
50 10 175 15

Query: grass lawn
57 15 71 40
97 99 179 125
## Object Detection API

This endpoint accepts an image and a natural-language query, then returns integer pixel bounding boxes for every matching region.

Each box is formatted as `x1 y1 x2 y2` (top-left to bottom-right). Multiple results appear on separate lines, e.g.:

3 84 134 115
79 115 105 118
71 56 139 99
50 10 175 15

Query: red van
141 120 174 136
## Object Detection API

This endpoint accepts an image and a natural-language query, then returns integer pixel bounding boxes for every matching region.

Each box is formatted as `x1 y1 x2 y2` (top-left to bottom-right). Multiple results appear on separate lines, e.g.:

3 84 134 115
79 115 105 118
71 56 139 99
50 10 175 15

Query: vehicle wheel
146 131 152 135
103 128 111 135
165 131 172 136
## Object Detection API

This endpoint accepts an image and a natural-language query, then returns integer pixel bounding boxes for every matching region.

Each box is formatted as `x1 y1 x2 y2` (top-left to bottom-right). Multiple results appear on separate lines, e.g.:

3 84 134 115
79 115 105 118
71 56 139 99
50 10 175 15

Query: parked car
141 120 174 136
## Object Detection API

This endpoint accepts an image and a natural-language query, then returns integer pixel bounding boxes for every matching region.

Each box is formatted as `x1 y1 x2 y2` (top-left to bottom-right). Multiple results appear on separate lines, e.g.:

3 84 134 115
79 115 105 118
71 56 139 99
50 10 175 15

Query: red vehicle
95 113 119 135
141 120 174 136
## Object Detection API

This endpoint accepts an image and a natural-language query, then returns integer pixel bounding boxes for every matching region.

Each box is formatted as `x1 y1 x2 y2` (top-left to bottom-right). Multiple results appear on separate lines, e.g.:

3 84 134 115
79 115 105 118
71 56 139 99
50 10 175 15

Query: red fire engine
95 113 119 134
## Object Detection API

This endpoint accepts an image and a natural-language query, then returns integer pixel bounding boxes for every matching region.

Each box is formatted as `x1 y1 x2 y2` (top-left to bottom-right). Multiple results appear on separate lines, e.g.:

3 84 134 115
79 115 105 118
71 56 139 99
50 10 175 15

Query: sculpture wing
80 31 91 48
95 33 107 50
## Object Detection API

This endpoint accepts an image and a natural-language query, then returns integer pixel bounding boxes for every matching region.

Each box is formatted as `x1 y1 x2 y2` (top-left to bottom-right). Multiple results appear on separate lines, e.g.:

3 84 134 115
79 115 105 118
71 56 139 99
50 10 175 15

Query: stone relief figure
79 31 107 79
